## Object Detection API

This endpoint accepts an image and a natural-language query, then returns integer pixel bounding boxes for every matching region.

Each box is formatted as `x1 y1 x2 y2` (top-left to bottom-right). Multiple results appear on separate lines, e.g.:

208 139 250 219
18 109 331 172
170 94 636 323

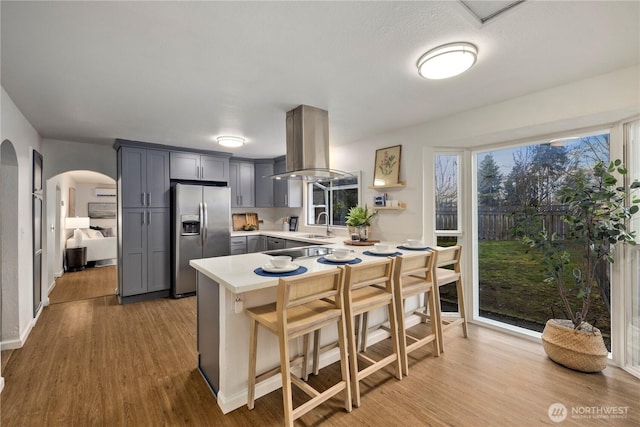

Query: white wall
75 183 117 230
0 87 42 351
330 65 640 244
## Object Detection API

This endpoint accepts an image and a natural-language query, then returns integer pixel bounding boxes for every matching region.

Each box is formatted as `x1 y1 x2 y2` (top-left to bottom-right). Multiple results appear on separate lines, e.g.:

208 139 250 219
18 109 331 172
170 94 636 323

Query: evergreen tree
477 154 503 206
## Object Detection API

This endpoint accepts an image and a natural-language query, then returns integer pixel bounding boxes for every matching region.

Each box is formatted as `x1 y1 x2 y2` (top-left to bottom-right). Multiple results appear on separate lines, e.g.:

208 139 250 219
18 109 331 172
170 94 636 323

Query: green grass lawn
439 240 611 349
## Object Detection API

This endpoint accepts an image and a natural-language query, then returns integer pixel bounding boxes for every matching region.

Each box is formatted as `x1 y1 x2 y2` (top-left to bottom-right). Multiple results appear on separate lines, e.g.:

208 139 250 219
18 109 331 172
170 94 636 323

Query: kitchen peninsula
190 232 427 414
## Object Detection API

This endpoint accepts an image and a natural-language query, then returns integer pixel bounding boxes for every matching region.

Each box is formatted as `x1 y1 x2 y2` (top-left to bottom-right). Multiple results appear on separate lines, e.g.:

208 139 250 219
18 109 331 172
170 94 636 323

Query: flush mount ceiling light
417 42 478 79
217 136 245 148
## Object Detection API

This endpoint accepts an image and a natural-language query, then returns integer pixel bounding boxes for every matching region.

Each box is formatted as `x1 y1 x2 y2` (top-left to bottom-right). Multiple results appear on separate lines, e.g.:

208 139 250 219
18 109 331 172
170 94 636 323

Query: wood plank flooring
48 265 116 304
1 269 639 426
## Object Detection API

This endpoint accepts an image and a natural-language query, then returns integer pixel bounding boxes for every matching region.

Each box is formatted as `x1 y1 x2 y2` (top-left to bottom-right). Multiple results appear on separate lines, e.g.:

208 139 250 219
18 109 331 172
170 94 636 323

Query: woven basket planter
541 319 608 373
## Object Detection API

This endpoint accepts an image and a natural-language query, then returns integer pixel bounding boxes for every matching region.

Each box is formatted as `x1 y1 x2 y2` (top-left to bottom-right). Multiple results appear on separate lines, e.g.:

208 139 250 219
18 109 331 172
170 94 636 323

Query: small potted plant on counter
345 205 377 241
514 159 639 372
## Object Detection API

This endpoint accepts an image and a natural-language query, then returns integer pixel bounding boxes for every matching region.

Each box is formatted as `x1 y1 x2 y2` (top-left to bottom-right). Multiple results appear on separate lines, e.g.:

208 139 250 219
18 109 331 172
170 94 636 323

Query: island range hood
269 105 353 181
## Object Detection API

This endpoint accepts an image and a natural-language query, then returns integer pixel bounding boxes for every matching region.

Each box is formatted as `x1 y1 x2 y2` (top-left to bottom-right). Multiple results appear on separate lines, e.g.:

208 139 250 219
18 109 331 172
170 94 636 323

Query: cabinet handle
284 194 288 205
147 193 151 206
147 211 151 225
240 195 243 206
142 212 145 225
196 165 199 178
201 166 204 178
141 193 146 207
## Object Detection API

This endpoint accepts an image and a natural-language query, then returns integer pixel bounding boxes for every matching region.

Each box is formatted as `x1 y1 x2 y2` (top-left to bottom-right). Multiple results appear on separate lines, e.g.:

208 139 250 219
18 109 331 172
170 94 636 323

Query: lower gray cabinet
247 235 266 253
267 237 285 251
230 236 248 255
285 239 307 249
120 207 170 298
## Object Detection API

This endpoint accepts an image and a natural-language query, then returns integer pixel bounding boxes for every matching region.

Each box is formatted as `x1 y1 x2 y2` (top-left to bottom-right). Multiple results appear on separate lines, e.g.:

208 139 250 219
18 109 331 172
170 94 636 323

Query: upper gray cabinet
273 157 302 207
254 161 274 207
230 160 255 208
120 147 170 208
170 152 229 182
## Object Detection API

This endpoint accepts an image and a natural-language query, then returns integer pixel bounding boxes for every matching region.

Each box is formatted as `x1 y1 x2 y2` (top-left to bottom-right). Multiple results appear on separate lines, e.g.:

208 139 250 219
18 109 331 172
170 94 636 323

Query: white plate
367 248 397 255
324 254 356 263
262 262 299 273
403 243 430 250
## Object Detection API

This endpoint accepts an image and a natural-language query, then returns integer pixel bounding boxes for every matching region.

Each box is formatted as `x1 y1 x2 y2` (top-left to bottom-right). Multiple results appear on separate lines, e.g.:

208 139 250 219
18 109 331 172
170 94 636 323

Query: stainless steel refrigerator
172 183 230 297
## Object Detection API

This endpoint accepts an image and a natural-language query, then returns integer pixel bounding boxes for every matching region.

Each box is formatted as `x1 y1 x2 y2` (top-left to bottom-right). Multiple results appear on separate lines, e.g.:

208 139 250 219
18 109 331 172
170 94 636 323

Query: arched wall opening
1 140 20 349
45 170 117 296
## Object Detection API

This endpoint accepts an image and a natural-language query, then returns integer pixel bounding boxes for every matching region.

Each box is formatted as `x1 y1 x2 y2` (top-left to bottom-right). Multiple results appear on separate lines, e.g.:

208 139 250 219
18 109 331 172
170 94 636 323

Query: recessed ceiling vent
269 105 353 181
460 0 525 24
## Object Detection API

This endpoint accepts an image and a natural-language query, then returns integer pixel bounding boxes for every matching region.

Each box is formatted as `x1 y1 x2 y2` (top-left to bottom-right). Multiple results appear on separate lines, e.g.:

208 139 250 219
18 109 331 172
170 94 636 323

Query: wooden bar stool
343 258 402 407
393 251 440 376
433 245 467 353
246 268 352 426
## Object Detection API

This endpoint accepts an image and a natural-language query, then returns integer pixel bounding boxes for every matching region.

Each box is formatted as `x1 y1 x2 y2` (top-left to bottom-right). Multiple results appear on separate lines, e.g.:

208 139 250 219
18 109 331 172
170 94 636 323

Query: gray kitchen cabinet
254 161 274 207
273 157 302 207
230 236 247 255
170 151 230 182
230 161 255 208
247 235 266 253
120 147 170 208
120 207 170 298
266 237 285 251
117 143 171 303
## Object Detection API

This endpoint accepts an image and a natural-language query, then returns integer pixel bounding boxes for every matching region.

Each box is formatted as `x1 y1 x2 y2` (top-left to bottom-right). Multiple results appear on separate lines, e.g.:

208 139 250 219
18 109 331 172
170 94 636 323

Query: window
473 131 611 347
435 154 461 233
307 174 360 227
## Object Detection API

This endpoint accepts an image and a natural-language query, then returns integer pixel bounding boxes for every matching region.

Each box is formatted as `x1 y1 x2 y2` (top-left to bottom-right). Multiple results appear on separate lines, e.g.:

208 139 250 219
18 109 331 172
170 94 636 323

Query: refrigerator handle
199 202 204 246
203 202 209 246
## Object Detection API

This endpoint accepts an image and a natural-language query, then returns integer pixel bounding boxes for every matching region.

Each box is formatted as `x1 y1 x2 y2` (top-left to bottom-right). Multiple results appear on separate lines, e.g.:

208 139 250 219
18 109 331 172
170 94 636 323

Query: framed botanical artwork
373 145 401 186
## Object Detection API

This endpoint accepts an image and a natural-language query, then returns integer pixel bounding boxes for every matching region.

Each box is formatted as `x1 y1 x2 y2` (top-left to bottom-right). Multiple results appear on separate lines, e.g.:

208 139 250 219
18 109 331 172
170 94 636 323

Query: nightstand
66 246 87 272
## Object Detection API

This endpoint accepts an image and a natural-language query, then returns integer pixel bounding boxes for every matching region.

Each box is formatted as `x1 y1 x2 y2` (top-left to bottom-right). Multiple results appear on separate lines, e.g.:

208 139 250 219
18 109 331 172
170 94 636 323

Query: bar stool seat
246 268 352 427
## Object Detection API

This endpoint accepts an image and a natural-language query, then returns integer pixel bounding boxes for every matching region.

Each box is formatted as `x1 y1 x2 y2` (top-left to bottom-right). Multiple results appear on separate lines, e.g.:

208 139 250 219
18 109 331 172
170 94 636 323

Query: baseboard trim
0 377 4 394
48 279 57 295
54 269 64 278
0 318 34 351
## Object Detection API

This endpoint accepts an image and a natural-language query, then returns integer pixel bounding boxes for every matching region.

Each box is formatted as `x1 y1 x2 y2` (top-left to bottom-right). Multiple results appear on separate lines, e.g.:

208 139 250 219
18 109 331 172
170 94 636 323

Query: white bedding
66 230 116 262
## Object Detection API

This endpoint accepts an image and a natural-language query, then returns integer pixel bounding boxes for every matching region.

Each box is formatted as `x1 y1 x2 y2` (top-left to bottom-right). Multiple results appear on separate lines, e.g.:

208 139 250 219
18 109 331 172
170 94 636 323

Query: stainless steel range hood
270 105 353 181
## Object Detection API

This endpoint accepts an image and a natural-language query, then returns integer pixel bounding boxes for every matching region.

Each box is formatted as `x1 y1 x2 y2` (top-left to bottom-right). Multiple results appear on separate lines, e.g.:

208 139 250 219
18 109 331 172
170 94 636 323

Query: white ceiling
2 1 639 159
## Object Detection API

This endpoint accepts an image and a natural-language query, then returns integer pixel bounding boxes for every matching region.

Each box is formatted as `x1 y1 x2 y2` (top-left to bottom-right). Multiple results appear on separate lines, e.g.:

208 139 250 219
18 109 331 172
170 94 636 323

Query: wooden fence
437 205 570 240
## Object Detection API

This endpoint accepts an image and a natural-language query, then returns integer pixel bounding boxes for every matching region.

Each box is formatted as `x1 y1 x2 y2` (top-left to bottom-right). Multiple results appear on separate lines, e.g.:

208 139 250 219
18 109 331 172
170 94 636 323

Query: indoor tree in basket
514 160 640 372
345 205 377 241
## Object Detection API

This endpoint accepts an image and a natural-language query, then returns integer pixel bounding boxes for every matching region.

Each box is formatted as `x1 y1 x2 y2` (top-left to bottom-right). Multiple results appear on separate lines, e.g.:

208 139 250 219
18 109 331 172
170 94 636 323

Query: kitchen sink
298 234 332 239
264 246 334 259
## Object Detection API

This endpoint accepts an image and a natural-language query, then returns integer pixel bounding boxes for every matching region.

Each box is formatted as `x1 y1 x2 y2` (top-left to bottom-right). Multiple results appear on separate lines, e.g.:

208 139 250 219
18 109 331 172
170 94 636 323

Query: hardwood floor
1 274 639 426
48 265 117 304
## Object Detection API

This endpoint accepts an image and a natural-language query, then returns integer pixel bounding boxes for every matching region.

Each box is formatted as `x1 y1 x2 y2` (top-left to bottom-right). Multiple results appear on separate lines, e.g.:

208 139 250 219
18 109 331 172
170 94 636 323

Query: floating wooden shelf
368 181 406 190
373 203 406 211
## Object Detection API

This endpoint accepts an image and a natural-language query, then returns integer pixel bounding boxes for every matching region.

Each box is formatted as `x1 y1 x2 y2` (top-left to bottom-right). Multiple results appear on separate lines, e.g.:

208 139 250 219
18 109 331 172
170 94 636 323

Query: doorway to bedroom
47 170 117 305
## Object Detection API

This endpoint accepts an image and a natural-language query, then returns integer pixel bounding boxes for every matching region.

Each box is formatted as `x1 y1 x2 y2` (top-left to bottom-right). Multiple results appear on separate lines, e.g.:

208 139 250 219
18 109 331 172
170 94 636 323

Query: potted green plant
345 205 377 240
514 160 639 372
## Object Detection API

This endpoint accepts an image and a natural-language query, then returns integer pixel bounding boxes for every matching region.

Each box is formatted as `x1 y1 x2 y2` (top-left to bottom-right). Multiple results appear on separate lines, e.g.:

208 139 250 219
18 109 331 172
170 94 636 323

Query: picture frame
88 202 116 219
289 216 299 232
373 145 401 186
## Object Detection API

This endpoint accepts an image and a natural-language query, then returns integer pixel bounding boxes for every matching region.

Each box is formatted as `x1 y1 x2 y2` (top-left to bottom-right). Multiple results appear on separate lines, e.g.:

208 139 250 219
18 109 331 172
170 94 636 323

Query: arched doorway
1 140 20 351
45 170 117 304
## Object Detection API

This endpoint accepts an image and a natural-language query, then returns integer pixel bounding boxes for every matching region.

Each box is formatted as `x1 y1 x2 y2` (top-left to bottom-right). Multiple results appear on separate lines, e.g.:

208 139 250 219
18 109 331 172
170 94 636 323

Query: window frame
306 171 361 228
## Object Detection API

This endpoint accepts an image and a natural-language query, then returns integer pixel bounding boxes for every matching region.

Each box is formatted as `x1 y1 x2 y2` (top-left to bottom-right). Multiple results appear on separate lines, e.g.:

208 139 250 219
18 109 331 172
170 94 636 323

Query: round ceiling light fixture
417 42 478 79
217 136 245 148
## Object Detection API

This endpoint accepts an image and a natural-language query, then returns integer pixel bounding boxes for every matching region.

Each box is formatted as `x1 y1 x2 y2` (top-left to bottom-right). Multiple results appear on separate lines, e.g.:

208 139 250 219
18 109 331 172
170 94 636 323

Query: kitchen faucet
316 211 332 237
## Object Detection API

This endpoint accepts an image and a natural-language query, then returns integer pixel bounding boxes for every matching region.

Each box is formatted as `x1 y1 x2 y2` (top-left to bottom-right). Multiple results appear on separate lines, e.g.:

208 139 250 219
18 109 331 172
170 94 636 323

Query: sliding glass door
625 119 640 376
473 131 612 347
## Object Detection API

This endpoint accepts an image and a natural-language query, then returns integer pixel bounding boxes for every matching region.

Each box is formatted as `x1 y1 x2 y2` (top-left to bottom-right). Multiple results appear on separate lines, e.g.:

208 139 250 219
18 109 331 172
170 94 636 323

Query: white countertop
190 234 433 294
